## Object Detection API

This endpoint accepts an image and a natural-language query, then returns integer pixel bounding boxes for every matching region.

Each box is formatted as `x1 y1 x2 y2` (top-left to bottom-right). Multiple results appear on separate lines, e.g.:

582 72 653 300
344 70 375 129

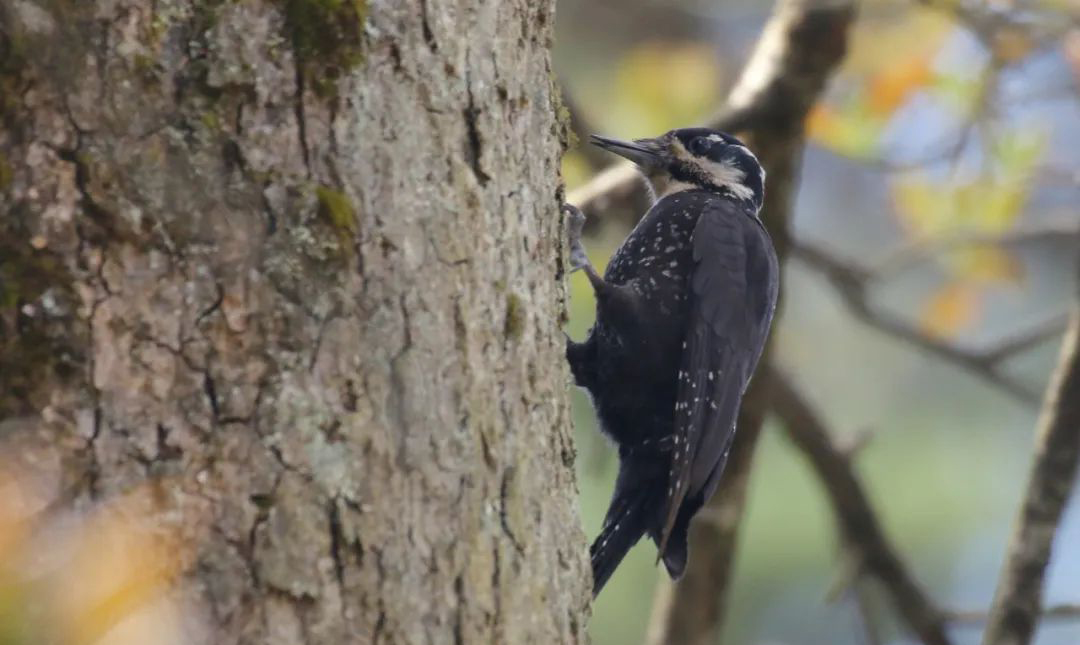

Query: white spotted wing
656 199 778 557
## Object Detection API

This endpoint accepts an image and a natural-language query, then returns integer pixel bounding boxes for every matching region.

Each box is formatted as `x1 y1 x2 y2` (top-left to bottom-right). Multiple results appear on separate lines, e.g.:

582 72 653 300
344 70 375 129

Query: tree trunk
0 0 590 643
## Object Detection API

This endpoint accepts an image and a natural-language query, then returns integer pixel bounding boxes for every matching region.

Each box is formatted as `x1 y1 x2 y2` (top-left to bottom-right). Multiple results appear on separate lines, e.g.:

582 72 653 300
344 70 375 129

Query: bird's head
591 127 765 212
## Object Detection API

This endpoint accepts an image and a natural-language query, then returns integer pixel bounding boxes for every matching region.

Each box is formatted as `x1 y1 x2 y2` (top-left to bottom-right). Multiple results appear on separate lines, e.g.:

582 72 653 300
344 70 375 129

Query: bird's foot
564 203 611 294
563 203 590 273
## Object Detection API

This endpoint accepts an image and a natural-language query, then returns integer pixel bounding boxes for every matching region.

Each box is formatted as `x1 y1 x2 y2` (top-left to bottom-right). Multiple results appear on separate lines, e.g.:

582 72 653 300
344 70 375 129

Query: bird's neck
639 172 703 203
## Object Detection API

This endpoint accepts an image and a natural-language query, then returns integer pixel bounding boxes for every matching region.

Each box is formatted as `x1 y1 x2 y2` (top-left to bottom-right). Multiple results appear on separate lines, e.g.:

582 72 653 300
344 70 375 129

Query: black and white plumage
565 127 779 595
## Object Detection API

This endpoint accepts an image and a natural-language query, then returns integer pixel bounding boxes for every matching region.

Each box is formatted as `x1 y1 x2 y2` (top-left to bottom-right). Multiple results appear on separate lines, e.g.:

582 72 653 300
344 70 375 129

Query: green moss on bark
504 294 525 340
549 78 576 150
316 185 357 233
315 185 358 261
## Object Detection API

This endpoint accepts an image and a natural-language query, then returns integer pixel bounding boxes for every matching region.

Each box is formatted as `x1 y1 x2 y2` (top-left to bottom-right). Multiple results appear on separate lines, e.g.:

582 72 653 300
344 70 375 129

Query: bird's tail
589 490 654 595
655 497 696 579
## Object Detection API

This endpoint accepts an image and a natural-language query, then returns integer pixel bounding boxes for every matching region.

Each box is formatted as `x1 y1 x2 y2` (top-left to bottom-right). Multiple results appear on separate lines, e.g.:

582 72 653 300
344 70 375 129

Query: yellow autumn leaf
920 283 982 339
971 183 1027 232
867 58 933 117
947 246 1025 286
893 178 952 238
806 104 839 142
810 100 886 157
843 7 951 75
952 182 1015 231
892 129 1038 247
50 484 194 645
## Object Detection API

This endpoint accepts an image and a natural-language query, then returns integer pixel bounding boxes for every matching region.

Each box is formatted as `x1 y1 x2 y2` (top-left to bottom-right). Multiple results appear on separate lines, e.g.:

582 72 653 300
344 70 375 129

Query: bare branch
871 222 1080 278
851 584 885 645
768 365 953 645
946 604 1080 625
983 307 1080 645
821 58 1003 175
982 313 1073 364
792 241 1055 405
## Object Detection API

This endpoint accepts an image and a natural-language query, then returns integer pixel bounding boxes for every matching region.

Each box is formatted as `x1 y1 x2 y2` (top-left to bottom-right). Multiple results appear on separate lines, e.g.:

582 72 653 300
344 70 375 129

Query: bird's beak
590 135 666 169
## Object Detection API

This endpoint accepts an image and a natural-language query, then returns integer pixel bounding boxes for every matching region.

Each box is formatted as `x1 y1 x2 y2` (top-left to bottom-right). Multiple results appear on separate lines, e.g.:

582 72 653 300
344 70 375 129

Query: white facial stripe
703 159 756 201
659 179 699 197
667 135 760 201
670 138 692 163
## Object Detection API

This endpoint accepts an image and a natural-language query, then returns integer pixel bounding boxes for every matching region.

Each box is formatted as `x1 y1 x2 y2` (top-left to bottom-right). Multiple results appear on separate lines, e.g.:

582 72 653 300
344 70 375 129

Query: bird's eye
690 137 711 156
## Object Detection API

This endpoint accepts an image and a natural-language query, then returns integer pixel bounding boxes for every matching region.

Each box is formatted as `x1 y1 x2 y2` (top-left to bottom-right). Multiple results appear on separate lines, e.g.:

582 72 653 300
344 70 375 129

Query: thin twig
982 314 1073 363
983 307 1080 645
851 583 885 645
791 241 1062 405
917 0 1078 57
870 222 1080 278
946 603 1080 626
769 365 953 645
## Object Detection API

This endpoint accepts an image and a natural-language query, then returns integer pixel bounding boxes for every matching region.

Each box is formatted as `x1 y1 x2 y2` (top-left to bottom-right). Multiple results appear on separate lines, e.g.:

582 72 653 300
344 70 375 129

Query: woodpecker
565 127 779 595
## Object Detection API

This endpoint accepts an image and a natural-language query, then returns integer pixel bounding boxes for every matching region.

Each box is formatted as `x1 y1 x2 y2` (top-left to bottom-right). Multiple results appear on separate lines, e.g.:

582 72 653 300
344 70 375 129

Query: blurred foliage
562 151 594 192
612 42 723 134
808 56 936 158
920 282 983 338
1066 30 1080 83
802 4 1055 339
990 25 1038 64
562 40 725 189
894 128 1044 337
806 7 951 158
894 130 1044 241
0 471 189 645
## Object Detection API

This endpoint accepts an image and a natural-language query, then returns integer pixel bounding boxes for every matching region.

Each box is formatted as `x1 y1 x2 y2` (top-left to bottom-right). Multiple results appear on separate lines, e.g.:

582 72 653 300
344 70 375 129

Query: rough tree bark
0 1 589 643
983 271 1080 645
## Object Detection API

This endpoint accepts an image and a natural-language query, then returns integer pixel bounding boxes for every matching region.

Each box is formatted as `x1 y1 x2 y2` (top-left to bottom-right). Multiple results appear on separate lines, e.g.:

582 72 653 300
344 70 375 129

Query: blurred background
556 0 1080 644
1 1 1078 644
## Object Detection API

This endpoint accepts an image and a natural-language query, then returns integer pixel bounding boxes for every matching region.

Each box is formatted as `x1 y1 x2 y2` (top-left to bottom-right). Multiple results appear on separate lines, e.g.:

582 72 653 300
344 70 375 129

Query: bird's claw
563 203 589 273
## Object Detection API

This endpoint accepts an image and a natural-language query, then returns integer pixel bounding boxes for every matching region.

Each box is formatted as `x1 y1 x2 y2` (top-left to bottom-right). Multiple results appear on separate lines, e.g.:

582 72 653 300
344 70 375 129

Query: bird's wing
657 202 778 557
